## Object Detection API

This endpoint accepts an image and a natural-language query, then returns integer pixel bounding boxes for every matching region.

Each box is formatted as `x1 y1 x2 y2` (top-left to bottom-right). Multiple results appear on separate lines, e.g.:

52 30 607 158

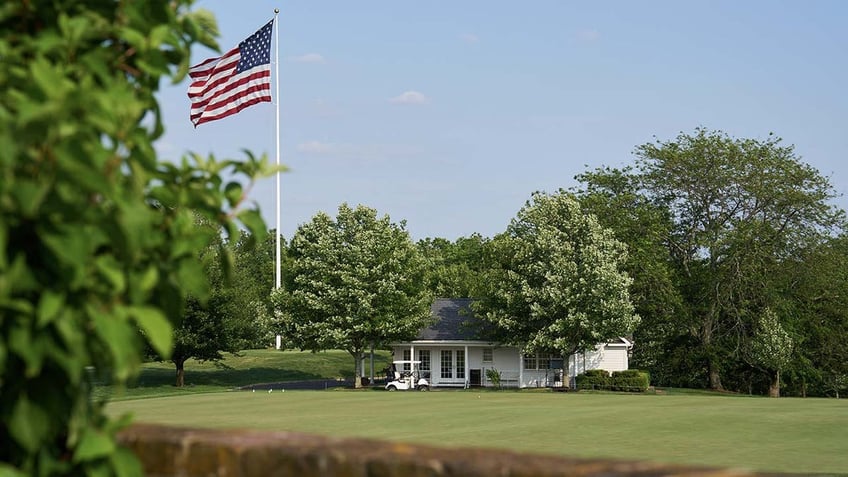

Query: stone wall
118 423 770 476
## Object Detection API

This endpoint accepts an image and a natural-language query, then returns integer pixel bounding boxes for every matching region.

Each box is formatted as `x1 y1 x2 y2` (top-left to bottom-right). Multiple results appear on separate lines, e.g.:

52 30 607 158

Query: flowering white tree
274 204 432 387
750 308 794 397
477 190 639 357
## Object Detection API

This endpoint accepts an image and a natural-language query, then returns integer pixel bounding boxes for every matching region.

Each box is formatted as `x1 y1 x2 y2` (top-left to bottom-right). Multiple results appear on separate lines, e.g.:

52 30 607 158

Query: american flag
188 20 274 126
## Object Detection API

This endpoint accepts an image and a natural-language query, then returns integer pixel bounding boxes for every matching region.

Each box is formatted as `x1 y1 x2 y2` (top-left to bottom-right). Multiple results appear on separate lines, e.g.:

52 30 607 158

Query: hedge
575 369 650 392
611 370 650 392
575 369 610 390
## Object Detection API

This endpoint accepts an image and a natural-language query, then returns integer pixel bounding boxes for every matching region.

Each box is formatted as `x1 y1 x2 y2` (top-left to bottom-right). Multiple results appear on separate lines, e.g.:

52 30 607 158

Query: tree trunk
369 343 375 384
768 369 780 398
350 350 363 389
174 359 186 387
702 314 724 391
708 367 723 391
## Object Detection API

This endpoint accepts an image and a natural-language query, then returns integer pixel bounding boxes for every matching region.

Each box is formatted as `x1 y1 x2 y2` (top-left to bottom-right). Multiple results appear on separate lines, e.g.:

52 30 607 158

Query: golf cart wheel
387 385 397 391
417 385 429 392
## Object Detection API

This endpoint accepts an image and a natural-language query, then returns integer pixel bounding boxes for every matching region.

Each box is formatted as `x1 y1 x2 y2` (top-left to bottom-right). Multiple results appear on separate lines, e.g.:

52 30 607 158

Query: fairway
108 390 848 474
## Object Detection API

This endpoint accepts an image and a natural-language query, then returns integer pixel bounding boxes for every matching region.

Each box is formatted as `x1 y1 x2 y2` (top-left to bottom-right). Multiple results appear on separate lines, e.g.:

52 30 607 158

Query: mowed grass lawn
108 389 848 474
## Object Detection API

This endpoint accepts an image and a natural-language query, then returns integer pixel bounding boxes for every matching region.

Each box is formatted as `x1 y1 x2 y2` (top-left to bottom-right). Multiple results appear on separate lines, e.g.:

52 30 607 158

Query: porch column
570 354 576 388
518 350 524 389
464 345 469 388
583 351 587 374
369 343 375 383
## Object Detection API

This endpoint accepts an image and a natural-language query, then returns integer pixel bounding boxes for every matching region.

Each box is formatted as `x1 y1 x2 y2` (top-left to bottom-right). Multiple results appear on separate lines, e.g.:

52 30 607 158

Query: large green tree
574 167 688 385
168 223 266 387
0 2 273 475
417 233 489 298
231 229 289 348
634 128 844 391
747 308 794 398
476 190 639 358
783 235 848 397
275 204 432 388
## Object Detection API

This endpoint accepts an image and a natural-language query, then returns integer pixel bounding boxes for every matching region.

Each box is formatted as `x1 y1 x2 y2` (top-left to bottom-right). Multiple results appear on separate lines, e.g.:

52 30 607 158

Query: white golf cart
385 360 429 391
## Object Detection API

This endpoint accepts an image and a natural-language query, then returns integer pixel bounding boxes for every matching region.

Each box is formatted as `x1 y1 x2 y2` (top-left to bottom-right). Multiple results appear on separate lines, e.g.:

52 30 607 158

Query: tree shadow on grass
128 367 335 388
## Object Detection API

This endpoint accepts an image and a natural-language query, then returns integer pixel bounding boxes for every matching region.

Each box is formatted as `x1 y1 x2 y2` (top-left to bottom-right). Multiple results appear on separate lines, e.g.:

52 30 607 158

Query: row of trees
267 196 641 388
440 130 848 398
173 194 640 389
574 129 847 397
408 129 848 397
171 128 848 399
209 128 845 398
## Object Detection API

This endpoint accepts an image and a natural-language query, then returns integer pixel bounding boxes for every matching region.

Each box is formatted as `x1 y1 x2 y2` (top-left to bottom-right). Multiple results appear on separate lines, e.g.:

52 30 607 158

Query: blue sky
158 1 848 241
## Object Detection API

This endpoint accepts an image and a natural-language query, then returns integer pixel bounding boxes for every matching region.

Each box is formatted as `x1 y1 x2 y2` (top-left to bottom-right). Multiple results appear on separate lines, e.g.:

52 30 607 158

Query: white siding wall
595 344 629 371
393 342 629 389
566 343 629 379
482 347 520 387
467 347 483 371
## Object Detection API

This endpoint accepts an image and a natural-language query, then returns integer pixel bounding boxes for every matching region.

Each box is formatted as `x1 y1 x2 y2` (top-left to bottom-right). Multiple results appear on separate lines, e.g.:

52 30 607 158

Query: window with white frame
537 353 551 370
523 352 555 370
523 353 536 370
440 350 452 379
418 350 430 371
482 348 493 363
456 350 465 379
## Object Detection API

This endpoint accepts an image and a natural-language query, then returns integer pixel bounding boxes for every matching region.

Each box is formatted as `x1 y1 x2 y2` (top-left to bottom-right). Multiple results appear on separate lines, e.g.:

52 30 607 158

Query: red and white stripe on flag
188 20 273 127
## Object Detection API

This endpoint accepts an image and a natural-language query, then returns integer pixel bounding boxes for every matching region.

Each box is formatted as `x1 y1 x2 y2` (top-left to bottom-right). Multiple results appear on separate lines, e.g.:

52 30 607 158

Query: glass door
440 349 466 381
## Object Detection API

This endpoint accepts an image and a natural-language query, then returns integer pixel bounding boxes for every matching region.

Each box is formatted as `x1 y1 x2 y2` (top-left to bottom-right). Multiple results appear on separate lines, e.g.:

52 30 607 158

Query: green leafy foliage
610 370 650 392
476 190 639 357
275 203 432 388
576 369 650 392
573 167 687 385
417 234 490 298
633 128 843 391
485 368 502 389
575 369 611 390
747 308 793 397
231 230 289 348
574 128 848 396
0 2 274 474
166 221 272 387
778 235 848 397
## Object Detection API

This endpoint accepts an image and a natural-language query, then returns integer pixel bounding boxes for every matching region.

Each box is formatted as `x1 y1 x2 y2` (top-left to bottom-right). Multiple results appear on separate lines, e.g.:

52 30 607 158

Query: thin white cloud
390 91 428 105
288 53 326 64
296 140 420 162
576 29 600 43
296 140 336 154
309 98 343 118
461 33 479 44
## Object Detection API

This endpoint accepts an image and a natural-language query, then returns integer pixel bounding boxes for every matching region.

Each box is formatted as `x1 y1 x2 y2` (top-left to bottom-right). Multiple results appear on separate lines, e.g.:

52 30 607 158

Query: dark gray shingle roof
417 298 485 341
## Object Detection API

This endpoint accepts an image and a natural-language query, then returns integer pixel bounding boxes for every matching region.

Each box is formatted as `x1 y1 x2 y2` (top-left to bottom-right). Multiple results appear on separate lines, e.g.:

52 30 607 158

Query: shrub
611 369 650 392
486 368 502 389
575 369 610 390
0 2 274 475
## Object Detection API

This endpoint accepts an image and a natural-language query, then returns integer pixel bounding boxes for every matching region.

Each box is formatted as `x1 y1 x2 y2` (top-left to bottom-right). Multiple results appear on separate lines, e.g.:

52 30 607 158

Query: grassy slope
96 349 393 400
104 350 848 474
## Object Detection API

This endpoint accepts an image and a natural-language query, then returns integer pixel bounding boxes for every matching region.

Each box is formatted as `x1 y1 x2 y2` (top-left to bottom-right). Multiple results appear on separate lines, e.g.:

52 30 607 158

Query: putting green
108 390 848 474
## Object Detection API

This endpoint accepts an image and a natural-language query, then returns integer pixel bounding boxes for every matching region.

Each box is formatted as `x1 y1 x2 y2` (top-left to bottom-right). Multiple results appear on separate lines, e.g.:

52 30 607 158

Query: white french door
439 349 465 381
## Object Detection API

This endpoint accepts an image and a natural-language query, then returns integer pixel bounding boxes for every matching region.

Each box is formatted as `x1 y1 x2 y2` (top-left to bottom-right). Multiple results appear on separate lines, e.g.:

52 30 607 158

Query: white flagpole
274 8 281 291
273 8 282 350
